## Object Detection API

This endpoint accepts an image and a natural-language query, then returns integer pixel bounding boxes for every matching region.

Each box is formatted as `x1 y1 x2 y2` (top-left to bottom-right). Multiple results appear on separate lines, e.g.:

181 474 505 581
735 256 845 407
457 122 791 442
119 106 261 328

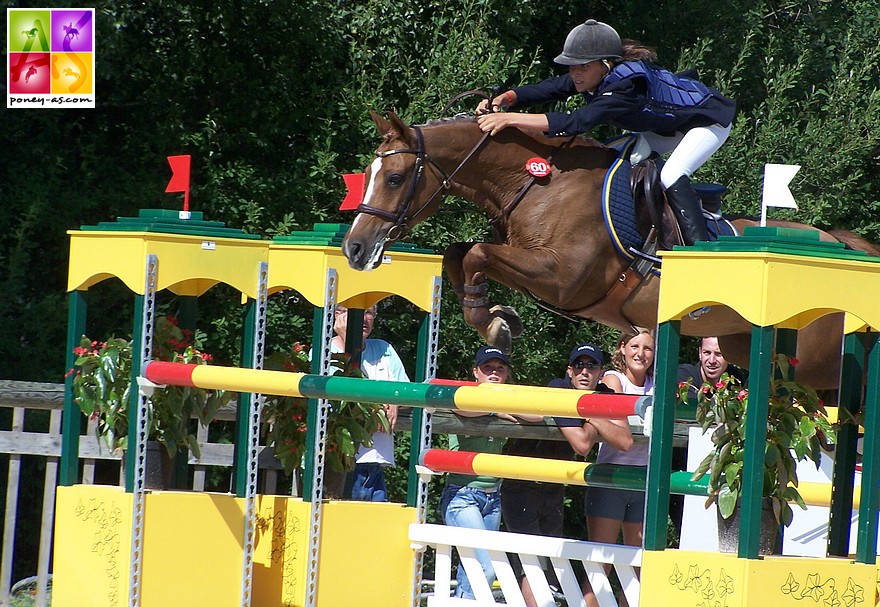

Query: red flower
788 356 799 367
678 381 688 389
701 385 711 394
715 380 727 390
737 390 747 402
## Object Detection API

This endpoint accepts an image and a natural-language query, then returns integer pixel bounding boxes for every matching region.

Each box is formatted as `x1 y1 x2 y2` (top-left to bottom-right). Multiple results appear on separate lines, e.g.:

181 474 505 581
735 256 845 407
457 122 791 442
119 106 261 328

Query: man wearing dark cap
502 344 630 606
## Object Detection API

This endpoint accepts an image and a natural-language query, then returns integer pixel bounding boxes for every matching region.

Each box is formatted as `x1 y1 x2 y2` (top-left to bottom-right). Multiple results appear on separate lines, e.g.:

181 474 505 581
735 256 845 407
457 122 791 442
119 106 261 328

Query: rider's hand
477 113 512 135
476 91 514 115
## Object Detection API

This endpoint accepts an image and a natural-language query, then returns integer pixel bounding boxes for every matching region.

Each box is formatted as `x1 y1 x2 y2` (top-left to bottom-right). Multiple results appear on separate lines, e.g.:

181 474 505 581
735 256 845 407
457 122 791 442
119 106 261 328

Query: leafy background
2 0 879 582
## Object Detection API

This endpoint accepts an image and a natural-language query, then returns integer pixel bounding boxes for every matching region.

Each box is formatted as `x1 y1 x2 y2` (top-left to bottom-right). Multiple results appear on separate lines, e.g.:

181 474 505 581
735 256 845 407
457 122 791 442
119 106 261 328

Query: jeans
440 484 502 599
344 462 388 501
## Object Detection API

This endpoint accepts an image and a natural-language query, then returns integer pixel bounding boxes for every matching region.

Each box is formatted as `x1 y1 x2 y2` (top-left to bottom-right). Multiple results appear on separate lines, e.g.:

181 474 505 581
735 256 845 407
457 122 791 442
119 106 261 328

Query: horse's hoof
486 317 512 355
489 305 523 339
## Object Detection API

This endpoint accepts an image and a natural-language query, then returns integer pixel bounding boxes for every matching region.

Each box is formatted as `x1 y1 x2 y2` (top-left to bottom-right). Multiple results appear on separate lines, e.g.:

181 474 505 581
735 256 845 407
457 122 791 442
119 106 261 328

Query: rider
476 19 736 246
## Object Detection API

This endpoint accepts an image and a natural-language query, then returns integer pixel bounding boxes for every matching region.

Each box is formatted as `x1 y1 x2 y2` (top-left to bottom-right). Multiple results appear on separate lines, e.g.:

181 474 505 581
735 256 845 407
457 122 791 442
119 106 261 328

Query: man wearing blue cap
503 343 631 605
441 345 541 600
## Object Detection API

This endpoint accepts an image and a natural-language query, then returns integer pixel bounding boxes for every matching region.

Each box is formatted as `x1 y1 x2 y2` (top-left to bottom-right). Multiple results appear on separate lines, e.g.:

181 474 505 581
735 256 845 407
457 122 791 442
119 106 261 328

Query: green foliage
70 316 230 458
683 354 836 526
261 345 390 474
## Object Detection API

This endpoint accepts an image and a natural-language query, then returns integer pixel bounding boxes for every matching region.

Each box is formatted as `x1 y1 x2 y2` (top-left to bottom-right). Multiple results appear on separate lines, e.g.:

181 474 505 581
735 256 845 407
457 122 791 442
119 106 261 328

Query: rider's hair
618 39 658 63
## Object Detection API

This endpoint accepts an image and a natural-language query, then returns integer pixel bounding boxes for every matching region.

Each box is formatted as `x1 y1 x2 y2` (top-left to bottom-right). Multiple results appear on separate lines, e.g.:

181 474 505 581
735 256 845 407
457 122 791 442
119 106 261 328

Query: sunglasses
572 360 600 371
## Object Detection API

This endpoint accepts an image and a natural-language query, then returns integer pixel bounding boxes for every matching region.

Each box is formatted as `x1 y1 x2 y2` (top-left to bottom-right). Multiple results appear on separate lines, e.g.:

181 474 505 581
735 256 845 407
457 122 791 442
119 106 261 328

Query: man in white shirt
331 304 409 500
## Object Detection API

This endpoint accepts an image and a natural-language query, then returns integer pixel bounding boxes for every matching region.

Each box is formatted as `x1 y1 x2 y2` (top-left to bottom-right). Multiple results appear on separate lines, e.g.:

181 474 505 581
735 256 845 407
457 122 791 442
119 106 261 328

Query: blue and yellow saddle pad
600 135 646 263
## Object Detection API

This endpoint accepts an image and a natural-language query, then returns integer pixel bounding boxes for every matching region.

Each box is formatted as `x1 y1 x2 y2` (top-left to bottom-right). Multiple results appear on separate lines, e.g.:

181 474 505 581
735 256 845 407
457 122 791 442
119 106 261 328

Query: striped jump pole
143 361 652 419
420 448 707 496
419 448 853 508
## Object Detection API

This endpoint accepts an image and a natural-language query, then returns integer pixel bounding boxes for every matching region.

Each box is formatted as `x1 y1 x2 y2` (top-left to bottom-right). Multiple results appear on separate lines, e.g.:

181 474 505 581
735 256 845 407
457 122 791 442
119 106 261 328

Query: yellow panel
746 555 875 606
252 496 312 607
53 485 133 607
641 550 748 606
641 550 876 607
268 245 442 312
658 250 880 330
140 492 246 607
317 501 418 606
67 231 268 298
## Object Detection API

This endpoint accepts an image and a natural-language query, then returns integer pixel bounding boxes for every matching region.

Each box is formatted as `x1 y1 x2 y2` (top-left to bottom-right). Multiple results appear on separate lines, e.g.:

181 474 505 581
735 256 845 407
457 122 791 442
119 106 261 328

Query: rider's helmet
553 19 622 65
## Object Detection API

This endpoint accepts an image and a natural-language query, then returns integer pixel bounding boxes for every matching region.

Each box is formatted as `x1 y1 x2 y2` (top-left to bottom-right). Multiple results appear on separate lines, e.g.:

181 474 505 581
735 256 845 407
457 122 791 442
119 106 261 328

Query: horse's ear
370 109 393 136
387 112 411 138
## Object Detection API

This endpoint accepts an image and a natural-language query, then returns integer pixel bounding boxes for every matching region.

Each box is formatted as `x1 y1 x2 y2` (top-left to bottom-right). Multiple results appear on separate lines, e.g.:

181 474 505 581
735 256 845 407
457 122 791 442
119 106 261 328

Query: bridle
356 122 490 243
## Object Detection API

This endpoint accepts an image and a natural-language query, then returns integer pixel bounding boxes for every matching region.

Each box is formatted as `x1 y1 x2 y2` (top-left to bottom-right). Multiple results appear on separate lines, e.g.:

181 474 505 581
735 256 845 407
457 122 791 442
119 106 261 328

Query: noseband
356 123 489 242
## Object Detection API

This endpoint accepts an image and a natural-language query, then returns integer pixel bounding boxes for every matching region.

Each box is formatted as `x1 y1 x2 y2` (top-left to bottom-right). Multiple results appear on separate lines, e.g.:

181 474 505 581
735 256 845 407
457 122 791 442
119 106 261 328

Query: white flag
760 164 800 226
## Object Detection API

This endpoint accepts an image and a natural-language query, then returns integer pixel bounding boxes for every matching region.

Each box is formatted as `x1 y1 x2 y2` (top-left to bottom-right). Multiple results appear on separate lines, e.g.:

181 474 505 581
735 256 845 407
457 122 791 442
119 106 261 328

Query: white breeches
637 123 732 187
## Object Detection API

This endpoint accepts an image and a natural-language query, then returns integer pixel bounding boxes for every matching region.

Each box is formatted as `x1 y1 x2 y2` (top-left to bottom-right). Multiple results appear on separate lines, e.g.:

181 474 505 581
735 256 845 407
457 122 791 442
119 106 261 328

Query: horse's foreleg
443 243 477 304
445 242 525 353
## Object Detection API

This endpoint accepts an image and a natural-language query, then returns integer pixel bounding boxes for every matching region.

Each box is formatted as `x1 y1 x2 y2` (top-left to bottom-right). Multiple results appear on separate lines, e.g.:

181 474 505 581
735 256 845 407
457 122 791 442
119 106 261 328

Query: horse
341 111 879 389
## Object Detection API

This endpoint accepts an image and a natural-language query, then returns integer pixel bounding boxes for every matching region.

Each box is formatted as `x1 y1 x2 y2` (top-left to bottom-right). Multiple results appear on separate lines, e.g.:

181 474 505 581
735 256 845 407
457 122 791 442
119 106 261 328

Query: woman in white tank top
583 329 654 607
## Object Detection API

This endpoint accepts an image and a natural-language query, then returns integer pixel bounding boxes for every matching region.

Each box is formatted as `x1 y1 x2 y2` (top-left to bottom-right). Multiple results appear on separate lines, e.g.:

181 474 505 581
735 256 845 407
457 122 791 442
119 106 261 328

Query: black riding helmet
554 19 622 65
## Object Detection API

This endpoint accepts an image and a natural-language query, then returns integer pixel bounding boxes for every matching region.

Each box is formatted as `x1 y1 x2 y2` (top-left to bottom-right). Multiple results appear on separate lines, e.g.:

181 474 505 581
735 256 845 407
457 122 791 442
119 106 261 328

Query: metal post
408 276 441 607
240 262 268 607
128 254 158 607
302 269 337 607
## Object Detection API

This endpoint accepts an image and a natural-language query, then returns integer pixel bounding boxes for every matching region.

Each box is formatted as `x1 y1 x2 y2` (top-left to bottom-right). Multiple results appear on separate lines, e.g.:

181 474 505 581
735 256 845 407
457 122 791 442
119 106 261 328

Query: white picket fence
410 523 641 607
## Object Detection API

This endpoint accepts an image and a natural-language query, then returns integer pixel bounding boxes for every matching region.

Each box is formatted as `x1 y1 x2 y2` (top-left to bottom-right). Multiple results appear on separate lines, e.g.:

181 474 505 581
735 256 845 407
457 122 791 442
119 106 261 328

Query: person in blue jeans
440 346 542 599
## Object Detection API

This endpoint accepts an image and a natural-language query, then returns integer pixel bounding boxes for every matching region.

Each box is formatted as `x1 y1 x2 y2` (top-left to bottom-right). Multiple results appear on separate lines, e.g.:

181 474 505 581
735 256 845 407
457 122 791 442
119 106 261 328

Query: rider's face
569 61 608 93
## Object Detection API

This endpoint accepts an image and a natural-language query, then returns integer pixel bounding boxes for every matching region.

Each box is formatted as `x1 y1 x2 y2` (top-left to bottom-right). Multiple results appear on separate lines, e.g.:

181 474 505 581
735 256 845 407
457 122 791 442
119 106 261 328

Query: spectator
677 336 746 396
671 336 746 536
441 346 539 600
504 343 631 606
331 303 408 501
583 330 654 607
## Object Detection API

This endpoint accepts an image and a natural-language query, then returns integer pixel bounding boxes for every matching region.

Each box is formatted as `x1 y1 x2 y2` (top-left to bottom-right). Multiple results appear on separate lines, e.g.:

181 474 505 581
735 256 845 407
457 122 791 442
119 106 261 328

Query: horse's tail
829 229 880 256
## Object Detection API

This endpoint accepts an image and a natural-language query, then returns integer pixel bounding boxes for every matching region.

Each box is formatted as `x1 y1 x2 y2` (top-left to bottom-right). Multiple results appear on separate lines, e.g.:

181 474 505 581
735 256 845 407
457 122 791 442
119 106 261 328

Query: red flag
165 155 191 211
340 173 365 211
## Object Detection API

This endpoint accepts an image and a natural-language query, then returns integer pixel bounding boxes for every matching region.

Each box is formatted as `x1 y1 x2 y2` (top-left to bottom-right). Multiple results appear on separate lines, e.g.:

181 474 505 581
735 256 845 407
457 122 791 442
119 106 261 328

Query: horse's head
342 111 447 270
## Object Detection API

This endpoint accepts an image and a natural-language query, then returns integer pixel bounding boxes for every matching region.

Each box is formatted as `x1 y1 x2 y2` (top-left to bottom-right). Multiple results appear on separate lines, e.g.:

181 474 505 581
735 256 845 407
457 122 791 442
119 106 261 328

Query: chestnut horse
342 112 879 389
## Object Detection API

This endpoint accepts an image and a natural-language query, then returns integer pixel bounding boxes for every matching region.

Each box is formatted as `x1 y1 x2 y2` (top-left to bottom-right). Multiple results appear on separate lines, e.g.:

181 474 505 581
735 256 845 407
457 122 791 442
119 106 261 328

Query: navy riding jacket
512 60 736 138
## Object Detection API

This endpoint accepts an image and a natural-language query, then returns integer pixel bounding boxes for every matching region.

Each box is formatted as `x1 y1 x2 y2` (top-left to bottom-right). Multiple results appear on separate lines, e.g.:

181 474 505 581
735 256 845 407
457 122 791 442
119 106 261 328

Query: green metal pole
60 290 88 486
408 312 432 507
829 332 865 556
302 306 325 499
856 331 880 564
643 320 680 550
739 324 774 558
232 298 256 498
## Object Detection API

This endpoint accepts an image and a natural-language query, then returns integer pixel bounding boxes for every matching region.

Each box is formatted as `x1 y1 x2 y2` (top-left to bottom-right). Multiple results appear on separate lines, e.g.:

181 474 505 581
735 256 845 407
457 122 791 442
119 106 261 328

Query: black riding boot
666 175 709 245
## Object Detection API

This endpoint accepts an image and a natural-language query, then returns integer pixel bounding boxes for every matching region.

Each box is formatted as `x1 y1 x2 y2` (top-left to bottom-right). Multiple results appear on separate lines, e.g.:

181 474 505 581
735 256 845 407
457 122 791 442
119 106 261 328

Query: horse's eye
386 173 404 188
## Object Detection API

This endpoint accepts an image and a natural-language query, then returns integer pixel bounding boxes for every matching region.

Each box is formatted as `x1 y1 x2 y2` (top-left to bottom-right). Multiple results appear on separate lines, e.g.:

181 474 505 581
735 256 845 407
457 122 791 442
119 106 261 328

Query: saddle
630 157 737 250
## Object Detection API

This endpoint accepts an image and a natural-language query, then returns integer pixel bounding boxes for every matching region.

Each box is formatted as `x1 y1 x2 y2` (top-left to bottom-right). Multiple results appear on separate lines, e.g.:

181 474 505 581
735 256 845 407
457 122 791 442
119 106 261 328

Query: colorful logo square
51 9 93 52
9 52 51 94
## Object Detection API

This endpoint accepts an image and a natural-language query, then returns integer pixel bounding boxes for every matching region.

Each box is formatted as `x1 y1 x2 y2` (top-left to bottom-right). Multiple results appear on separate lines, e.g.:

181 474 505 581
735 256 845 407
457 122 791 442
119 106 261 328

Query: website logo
7 8 95 109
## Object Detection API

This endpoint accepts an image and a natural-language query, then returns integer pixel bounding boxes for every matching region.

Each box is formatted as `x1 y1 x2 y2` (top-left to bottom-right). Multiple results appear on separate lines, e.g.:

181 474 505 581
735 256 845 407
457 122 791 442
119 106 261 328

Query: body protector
602 61 713 109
